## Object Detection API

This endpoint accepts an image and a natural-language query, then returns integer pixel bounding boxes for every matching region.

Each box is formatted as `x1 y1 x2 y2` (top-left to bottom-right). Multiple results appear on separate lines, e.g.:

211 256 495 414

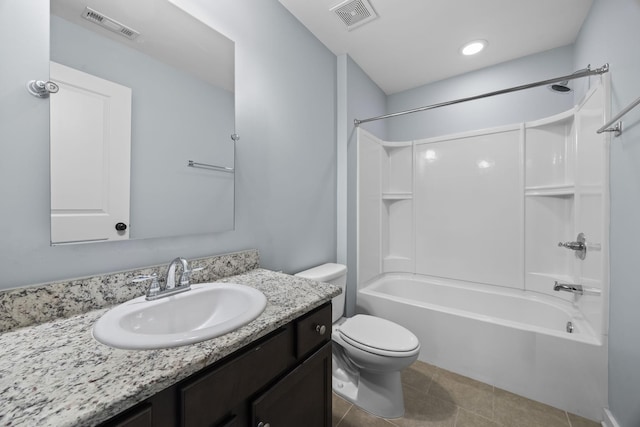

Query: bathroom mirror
49 0 235 244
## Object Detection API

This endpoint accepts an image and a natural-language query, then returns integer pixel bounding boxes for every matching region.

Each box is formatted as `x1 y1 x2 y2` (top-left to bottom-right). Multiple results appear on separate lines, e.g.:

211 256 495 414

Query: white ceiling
51 0 234 91
278 0 594 94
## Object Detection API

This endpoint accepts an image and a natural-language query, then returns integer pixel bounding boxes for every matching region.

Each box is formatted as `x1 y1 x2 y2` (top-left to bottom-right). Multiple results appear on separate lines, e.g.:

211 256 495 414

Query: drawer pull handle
257 422 271 427
315 324 327 335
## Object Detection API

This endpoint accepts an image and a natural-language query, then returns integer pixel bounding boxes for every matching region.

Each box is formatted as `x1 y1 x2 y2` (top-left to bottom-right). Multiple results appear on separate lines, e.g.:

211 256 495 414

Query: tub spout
553 281 583 295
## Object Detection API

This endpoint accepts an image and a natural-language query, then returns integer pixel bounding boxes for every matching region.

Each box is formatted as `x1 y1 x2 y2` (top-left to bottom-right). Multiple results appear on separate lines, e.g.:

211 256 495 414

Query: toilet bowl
295 263 420 418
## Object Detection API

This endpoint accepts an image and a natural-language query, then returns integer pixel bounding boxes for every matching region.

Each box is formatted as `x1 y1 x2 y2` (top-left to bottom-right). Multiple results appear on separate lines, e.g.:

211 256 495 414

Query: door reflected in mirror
50 0 235 244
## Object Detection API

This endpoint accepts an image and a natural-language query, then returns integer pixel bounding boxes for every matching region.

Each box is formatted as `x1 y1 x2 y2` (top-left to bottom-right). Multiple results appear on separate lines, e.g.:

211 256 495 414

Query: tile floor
332 361 601 427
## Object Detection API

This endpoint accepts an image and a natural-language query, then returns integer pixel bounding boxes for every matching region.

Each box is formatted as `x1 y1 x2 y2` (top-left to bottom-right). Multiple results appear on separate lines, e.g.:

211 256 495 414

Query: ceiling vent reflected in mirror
330 0 378 31
81 7 140 40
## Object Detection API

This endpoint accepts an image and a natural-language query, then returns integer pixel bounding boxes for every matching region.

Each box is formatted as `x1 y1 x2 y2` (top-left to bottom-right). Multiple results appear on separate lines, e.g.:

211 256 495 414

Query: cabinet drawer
180 326 295 427
100 404 152 427
296 303 331 358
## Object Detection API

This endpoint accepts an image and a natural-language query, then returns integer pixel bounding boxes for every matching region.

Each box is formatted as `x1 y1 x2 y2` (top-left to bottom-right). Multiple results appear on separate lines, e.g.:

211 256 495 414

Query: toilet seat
338 315 419 357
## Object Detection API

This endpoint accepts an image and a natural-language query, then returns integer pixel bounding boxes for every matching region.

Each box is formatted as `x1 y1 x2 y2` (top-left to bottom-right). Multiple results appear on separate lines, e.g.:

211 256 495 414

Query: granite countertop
0 268 340 427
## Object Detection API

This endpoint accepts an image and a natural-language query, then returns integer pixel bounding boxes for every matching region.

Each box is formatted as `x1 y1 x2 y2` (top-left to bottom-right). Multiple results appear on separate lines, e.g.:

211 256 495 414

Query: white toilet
296 263 420 419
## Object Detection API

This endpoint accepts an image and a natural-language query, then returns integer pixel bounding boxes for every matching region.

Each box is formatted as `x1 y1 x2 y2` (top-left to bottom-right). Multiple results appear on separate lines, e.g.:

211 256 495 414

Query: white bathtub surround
602 408 621 427
356 78 609 421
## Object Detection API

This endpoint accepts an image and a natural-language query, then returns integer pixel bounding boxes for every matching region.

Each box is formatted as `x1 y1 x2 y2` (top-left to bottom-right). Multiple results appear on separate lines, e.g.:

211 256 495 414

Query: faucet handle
181 267 204 286
557 241 585 250
132 273 156 283
132 273 162 298
557 232 587 260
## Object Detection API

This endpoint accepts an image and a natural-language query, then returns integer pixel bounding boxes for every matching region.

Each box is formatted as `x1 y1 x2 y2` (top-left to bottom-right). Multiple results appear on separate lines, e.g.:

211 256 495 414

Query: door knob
115 222 127 231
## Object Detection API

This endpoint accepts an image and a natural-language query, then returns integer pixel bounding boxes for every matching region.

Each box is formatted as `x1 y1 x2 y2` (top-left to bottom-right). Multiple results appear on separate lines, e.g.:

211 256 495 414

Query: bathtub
357 273 607 421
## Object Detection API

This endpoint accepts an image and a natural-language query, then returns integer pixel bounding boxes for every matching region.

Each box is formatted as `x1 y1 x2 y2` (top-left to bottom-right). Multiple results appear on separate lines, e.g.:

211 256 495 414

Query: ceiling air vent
330 0 378 31
81 7 140 40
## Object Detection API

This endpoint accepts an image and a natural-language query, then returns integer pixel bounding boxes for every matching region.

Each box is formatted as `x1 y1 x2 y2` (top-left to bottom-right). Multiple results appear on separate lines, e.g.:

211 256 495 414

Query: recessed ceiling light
461 40 487 56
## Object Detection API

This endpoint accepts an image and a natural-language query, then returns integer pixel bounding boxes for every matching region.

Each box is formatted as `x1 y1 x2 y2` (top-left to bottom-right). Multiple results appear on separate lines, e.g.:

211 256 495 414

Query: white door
50 61 132 244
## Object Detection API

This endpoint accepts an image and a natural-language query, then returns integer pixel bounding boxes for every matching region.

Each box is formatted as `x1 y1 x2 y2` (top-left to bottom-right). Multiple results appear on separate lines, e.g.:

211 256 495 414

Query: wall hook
26 80 59 98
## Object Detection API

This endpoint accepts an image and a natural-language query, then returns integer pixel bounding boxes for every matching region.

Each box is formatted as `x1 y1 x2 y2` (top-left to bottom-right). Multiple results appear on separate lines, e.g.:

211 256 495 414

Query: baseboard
602 408 621 427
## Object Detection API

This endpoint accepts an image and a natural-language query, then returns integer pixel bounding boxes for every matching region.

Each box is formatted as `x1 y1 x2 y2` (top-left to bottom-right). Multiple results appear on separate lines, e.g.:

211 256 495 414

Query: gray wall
574 0 640 425
387 45 575 141
0 0 337 290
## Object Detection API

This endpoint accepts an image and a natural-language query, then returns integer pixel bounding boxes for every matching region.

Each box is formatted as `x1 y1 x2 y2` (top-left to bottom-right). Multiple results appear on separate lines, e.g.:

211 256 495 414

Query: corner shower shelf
382 192 413 200
525 184 575 197
383 255 413 272
381 141 412 149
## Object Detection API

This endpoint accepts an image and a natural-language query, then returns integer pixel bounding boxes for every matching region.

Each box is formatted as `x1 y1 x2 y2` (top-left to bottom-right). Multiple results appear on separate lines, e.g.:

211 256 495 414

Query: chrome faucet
133 257 200 301
558 232 587 260
553 281 583 295
165 257 189 289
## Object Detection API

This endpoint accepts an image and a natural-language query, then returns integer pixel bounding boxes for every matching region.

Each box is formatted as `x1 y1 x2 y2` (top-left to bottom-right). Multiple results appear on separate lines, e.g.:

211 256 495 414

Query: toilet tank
295 263 347 322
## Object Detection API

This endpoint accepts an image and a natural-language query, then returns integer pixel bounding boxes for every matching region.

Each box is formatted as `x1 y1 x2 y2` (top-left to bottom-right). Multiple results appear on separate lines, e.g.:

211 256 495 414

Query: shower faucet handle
558 241 585 251
558 233 587 260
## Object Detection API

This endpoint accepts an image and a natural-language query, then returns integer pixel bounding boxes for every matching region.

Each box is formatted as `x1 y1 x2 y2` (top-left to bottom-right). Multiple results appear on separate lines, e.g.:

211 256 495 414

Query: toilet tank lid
295 263 347 282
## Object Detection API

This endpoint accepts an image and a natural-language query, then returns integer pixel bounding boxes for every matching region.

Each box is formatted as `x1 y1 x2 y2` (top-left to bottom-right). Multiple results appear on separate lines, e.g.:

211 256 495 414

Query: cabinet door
251 342 331 427
180 326 295 427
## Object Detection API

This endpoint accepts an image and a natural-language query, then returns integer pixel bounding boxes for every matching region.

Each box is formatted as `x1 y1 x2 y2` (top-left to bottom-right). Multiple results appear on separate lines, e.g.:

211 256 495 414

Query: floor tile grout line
419 369 498 422
492 384 496 421
566 410 573 427
453 405 461 427
334 402 352 427
459 405 504 427
422 365 438 396
403 376 434 396
385 417 400 426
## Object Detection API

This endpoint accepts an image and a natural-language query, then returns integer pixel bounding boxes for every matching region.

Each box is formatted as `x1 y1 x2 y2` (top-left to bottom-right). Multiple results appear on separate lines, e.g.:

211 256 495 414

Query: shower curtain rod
354 63 610 126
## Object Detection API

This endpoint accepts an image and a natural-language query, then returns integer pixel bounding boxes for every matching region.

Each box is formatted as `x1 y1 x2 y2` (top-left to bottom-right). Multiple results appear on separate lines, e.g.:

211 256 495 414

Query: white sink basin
92 283 267 350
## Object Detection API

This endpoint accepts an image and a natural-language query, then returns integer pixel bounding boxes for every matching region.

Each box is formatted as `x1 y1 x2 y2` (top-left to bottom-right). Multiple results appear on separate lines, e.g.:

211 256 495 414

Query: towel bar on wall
597 94 640 137
187 160 234 173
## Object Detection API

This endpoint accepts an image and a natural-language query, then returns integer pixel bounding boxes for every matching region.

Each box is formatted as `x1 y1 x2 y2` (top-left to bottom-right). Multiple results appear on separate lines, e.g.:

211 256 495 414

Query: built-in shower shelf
381 141 412 150
383 255 413 272
525 184 575 197
382 192 413 200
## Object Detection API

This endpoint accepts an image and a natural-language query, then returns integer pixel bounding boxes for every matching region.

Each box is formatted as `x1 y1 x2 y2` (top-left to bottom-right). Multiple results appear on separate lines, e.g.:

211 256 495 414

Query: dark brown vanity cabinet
100 303 332 427
251 343 331 427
